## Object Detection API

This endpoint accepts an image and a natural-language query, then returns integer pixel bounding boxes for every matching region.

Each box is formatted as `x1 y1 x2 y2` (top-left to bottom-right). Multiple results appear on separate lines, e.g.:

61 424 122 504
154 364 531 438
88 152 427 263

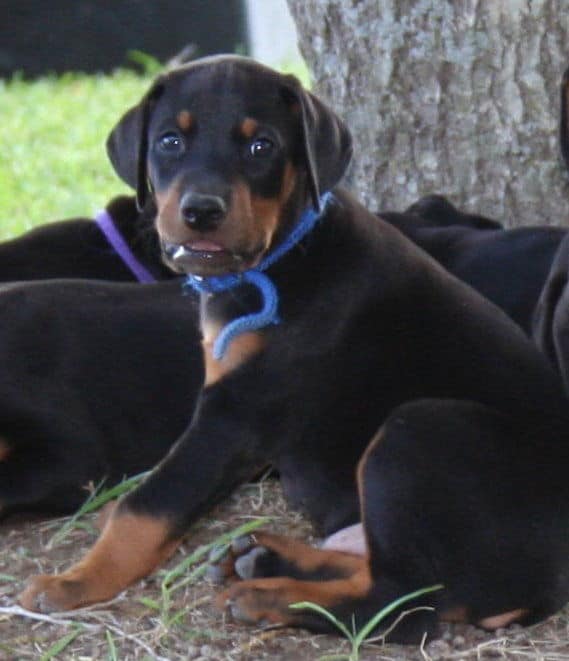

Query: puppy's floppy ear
106 79 165 211
283 78 353 210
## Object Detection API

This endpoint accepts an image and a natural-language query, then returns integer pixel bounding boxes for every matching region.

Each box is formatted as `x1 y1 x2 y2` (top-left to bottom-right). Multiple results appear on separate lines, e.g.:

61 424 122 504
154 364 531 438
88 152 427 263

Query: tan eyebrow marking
176 110 194 132
239 117 259 138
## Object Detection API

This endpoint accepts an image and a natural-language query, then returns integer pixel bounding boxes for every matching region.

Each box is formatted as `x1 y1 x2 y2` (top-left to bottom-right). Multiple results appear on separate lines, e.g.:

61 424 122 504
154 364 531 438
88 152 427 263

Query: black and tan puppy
19 56 569 643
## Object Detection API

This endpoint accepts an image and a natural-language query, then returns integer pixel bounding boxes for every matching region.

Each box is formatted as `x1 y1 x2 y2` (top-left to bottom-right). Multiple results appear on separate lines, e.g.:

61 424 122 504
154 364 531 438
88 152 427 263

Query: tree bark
287 0 569 227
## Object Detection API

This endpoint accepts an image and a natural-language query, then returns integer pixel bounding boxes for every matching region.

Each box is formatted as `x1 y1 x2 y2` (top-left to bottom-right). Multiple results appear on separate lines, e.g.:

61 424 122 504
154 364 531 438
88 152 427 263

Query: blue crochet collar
185 192 333 360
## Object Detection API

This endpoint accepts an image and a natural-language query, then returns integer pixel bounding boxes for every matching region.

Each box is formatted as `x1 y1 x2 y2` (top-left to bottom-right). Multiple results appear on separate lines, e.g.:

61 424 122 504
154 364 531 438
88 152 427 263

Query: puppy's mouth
161 240 259 276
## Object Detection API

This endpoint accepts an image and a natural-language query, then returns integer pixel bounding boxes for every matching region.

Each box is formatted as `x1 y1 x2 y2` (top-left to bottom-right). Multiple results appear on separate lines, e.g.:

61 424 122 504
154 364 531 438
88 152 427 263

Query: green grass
46 471 150 548
0 58 309 241
291 584 444 661
0 70 152 239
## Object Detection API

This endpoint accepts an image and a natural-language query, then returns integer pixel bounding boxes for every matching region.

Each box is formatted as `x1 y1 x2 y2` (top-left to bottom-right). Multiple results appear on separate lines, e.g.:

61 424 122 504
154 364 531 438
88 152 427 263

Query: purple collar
95 209 156 283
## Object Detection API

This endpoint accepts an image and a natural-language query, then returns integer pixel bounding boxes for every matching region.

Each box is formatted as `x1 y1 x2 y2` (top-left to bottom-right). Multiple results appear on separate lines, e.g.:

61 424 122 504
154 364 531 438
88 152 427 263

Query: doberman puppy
382 196 566 334
399 194 502 231
0 195 172 282
0 279 202 516
19 56 569 643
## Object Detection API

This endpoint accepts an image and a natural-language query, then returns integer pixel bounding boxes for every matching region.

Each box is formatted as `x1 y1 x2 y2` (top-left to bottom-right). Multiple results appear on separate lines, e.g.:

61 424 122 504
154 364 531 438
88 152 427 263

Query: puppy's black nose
180 192 226 231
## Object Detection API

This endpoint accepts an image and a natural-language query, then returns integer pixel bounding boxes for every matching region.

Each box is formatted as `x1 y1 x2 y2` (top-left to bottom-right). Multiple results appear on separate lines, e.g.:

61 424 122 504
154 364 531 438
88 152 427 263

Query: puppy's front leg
19 386 268 612
19 504 179 612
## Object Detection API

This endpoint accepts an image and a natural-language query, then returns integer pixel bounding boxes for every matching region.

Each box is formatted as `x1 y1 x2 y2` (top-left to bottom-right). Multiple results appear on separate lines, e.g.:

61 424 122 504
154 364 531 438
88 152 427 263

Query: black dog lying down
383 195 566 334
18 56 569 644
0 195 172 283
0 166 186 516
0 279 202 517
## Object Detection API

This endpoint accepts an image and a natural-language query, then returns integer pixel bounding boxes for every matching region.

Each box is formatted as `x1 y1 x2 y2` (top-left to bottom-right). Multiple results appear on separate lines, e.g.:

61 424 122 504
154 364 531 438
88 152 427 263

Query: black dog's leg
218 399 567 641
215 530 434 639
360 399 566 632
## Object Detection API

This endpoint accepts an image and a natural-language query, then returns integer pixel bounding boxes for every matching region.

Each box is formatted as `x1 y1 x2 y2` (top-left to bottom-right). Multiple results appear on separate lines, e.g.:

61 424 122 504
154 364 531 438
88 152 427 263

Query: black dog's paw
207 532 291 584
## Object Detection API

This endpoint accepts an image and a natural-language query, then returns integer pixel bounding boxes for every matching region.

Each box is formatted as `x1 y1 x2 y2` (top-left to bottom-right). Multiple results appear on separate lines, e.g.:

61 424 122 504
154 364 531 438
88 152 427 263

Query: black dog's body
19 56 569 643
0 195 171 282
383 195 567 333
0 279 202 515
0 194 181 515
534 232 569 391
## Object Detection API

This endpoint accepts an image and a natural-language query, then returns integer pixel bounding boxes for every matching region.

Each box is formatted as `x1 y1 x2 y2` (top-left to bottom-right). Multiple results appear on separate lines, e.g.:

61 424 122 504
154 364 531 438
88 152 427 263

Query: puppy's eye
249 137 274 157
157 132 184 154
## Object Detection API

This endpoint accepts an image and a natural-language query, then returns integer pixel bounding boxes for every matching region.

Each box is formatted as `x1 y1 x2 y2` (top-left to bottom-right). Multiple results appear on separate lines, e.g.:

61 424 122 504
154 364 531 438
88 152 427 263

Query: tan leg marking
19 511 179 612
440 605 469 623
0 438 11 462
478 608 529 630
352 427 385 556
249 531 366 575
94 499 119 531
219 567 372 626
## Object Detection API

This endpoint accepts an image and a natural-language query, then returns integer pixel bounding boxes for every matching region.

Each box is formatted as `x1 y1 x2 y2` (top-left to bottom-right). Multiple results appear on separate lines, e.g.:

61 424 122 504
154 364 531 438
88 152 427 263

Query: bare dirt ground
2 479 569 660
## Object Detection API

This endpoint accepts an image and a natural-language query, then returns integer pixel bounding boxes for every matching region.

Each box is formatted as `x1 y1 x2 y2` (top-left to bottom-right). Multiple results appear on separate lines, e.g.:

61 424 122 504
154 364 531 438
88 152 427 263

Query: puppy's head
107 55 352 277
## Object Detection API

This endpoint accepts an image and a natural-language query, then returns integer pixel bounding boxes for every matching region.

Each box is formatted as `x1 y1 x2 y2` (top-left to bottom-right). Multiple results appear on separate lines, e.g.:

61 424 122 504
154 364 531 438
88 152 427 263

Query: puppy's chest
200 287 267 386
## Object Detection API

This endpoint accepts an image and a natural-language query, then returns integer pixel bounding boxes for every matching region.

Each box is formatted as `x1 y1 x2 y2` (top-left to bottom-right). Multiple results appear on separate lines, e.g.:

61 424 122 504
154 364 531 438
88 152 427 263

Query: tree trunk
286 0 569 227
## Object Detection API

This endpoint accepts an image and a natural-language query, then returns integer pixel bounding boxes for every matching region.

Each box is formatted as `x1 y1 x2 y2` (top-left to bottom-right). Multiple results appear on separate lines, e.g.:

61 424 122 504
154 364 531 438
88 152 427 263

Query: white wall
246 0 302 66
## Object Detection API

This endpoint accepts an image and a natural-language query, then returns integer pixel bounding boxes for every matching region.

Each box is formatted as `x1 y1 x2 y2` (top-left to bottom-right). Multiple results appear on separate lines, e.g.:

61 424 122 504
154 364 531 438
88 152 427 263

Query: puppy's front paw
218 580 290 626
19 575 86 613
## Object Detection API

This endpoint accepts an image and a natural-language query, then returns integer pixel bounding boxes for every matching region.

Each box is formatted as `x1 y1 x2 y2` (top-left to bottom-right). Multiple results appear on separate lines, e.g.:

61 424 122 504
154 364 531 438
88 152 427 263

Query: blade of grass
0 573 18 582
292 583 444 661
106 629 118 661
47 471 149 548
353 583 443 646
290 601 353 640
39 627 82 661
77 471 150 515
127 50 163 76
